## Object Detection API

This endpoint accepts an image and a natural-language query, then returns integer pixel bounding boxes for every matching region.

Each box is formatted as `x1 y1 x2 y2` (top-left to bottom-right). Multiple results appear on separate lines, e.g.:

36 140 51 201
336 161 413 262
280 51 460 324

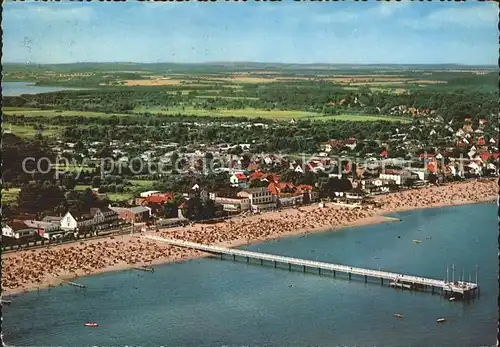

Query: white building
140 191 161 198
237 187 276 211
214 197 250 212
2 222 36 239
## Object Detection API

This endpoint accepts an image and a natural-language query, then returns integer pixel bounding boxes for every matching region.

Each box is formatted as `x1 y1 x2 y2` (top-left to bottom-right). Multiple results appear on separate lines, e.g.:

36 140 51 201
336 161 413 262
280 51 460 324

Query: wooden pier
140 235 479 298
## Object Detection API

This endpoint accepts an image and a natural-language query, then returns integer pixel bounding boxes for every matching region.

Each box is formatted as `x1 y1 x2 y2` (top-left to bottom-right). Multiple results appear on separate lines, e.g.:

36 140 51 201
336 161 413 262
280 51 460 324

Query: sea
2 202 498 347
2 81 88 96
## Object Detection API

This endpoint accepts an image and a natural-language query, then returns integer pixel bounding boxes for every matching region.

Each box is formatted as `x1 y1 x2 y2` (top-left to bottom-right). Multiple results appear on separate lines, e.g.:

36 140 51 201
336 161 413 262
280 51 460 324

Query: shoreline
2 179 497 297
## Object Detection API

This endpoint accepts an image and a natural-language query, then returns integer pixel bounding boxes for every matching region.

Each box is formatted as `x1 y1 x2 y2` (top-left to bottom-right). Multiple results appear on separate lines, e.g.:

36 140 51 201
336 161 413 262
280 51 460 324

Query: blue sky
3 0 498 65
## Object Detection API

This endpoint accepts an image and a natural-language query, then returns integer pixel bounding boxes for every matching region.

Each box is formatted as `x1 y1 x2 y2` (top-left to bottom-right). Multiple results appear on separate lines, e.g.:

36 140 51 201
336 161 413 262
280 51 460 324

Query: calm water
2 81 88 96
3 203 497 347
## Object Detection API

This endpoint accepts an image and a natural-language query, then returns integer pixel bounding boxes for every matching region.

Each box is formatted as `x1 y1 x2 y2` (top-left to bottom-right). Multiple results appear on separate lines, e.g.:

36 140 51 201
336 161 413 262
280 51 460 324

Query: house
324 138 357 153
2 222 36 240
477 137 486 146
90 207 121 229
60 211 94 232
248 170 266 181
230 172 247 187
23 220 64 240
60 207 121 232
237 187 276 211
110 206 150 223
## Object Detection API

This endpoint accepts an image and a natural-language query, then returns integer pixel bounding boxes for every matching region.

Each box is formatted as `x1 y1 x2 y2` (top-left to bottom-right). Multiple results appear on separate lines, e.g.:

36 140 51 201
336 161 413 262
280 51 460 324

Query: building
110 206 151 223
60 211 94 232
60 207 121 232
230 173 247 187
24 220 63 240
213 196 250 213
144 193 174 205
90 207 121 229
379 170 419 186
2 222 36 240
140 191 161 198
237 187 276 211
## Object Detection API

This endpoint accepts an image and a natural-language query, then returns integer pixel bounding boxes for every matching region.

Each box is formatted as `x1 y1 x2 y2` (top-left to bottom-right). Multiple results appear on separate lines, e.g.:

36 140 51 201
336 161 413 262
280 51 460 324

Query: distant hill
3 62 496 74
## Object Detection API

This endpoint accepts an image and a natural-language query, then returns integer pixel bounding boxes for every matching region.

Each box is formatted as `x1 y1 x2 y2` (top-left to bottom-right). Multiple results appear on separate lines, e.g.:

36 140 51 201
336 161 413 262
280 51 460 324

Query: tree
91 176 101 188
18 182 66 213
62 174 77 190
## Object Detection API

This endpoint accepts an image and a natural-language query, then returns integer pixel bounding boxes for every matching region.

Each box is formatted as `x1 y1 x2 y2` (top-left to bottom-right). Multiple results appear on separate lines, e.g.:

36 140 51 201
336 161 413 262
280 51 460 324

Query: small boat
449 297 456 301
393 313 404 319
413 240 421 244
373 256 380 259
1 300 12 306
426 236 432 240
436 318 446 323
288 284 294 288
84 322 99 328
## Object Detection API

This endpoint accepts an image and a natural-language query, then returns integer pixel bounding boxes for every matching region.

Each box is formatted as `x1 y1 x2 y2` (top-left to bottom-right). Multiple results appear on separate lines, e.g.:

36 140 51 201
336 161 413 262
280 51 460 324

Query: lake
3 202 497 347
2 81 88 96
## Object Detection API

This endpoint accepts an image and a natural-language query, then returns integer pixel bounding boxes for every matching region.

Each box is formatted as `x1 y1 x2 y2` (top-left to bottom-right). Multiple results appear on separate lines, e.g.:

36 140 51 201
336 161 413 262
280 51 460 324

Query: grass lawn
3 108 129 118
3 123 62 138
128 179 155 188
107 192 134 201
2 188 21 204
133 106 320 119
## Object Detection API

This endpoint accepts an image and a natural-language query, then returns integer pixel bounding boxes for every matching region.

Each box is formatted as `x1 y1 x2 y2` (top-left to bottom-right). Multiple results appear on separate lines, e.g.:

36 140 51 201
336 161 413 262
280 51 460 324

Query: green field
3 123 62 138
2 188 21 204
74 185 133 202
133 106 321 119
128 179 155 188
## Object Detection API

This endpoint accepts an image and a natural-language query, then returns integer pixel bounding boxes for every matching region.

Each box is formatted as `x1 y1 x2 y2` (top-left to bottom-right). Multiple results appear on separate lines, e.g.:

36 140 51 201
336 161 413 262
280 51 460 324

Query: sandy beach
2 179 497 296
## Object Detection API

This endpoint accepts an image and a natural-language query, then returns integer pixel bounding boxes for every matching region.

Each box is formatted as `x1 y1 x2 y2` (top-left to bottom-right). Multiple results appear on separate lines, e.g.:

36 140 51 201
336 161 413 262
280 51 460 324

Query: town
2 112 498 249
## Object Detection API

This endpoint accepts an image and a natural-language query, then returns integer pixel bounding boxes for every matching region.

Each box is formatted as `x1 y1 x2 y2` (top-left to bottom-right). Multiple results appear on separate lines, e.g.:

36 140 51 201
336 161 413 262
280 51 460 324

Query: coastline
2 179 497 297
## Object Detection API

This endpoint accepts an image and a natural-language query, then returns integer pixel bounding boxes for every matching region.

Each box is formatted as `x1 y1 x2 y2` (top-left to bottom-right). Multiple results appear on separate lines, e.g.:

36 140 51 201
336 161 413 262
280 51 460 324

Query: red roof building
476 137 486 146
145 193 174 204
248 171 266 181
234 173 247 180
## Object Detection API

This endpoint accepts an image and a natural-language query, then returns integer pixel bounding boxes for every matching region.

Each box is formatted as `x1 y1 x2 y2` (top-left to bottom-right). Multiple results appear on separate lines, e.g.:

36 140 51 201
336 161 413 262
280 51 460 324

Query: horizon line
2 61 497 67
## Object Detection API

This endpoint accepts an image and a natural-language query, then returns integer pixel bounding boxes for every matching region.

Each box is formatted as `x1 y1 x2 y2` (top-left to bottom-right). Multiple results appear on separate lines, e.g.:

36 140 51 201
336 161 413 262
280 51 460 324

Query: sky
2 0 498 65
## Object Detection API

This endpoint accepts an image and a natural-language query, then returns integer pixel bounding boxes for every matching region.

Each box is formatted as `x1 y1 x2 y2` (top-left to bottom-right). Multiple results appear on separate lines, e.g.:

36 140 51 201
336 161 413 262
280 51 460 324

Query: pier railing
140 235 479 296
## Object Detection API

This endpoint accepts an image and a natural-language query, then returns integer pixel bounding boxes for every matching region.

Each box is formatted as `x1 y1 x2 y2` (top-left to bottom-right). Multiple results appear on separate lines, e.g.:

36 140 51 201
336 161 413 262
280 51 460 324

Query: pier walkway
140 235 479 297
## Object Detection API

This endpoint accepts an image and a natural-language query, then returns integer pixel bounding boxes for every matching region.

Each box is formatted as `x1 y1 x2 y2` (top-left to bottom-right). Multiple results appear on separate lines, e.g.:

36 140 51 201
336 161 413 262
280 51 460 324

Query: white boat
436 318 446 323
84 322 99 328
413 239 422 244
393 313 404 319
449 297 456 301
